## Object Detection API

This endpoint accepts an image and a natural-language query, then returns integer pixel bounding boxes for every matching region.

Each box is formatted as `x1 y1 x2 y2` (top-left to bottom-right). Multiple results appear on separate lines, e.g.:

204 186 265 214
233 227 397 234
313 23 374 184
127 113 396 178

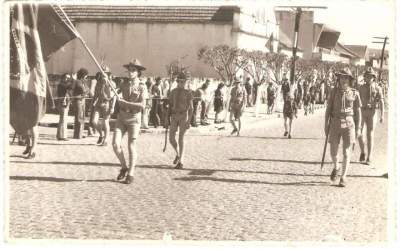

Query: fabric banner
10 4 76 134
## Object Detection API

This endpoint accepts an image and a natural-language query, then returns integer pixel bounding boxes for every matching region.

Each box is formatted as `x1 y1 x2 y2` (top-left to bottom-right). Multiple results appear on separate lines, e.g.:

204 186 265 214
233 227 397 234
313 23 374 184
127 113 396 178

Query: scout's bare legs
103 117 110 144
330 140 340 172
341 144 352 181
126 132 137 177
284 116 293 137
230 111 238 133
178 128 187 164
112 128 127 169
92 111 103 138
26 126 38 158
169 129 180 160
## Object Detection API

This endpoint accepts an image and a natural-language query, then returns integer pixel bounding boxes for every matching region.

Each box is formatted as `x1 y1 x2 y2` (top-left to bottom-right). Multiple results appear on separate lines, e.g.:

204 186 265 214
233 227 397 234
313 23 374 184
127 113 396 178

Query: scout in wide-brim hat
123 58 146 71
335 67 354 79
364 67 377 78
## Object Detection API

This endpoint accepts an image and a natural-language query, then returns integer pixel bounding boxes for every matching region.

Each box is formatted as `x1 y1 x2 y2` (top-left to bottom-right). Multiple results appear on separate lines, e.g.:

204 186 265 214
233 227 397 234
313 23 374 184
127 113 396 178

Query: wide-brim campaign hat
335 67 354 79
364 67 377 77
177 71 190 81
123 59 146 71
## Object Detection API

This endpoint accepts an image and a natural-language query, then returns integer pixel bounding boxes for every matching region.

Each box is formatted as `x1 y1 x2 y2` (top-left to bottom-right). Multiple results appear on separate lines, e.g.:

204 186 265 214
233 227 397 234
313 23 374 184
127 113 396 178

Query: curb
39 105 326 135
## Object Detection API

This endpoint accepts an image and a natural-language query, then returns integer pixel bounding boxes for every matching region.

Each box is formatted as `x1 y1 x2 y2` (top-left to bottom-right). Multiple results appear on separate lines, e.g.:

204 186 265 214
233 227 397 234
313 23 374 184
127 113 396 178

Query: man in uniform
229 78 247 136
113 59 146 184
357 67 384 165
325 68 361 187
168 72 194 169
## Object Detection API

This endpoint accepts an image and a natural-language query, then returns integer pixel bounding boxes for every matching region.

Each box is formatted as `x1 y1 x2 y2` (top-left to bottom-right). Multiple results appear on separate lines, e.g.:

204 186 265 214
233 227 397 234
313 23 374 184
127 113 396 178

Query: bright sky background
312 0 393 49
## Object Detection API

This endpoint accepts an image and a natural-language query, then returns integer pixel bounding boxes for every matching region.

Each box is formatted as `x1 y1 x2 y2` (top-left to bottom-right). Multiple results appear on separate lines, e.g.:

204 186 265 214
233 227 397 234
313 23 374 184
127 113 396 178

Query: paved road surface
8 111 388 242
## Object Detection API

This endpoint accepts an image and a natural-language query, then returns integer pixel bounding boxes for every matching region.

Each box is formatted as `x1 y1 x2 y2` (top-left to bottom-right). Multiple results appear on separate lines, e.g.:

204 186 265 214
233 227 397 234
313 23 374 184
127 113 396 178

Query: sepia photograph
1 0 398 247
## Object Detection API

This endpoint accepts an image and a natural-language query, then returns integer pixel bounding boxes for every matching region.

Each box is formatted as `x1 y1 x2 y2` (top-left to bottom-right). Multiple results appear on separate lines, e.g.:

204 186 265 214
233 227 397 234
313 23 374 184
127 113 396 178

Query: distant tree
198 45 248 85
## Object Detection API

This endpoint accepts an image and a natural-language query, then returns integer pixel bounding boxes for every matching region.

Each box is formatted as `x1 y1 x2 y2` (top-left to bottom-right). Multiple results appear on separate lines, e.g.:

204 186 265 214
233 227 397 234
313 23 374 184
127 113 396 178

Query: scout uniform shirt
328 87 361 130
117 78 144 124
230 85 246 110
169 87 193 114
358 82 383 110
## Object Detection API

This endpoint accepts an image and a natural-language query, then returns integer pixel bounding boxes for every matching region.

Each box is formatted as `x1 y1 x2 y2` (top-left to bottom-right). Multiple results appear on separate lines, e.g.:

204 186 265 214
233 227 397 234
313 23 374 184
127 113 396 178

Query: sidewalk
38 103 326 135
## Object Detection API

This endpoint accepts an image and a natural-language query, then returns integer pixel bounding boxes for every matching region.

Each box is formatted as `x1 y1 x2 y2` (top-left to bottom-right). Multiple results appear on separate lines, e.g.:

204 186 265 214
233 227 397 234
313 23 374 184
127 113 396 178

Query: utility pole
372 36 389 82
275 6 327 86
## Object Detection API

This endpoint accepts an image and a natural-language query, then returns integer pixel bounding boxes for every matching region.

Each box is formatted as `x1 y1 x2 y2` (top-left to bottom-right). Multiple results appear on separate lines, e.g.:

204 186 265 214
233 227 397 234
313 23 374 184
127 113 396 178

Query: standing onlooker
56 73 73 141
244 77 253 107
150 77 163 128
266 81 276 114
140 79 151 129
199 80 210 125
72 68 89 139
213 82 225 123
191 87 201 127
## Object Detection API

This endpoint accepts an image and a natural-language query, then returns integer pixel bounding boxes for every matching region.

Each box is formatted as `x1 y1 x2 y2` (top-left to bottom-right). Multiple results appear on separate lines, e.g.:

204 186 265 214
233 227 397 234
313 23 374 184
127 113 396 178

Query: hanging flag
10 4 76 134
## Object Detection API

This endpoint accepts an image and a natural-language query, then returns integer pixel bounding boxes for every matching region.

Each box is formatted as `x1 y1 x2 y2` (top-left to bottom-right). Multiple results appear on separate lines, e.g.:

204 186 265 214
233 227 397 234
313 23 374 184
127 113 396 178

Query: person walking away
114 59 146 184
357 67 384 165
325 68 361 187
266 81 276 114
229 78 247 136
283 85 298 139
150 77 163 128
92 69 116 146
56 73 73 141
214 82 225 123
72 68 89 139
167 72 194 169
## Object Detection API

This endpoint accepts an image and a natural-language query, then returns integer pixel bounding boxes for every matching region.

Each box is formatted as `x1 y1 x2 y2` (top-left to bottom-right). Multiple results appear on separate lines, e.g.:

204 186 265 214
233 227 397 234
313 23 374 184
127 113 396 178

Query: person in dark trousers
73 68 89 139
199 80 210 125
244 77 252 107
213 82 225 123
56 73 73 141
150 77 163 128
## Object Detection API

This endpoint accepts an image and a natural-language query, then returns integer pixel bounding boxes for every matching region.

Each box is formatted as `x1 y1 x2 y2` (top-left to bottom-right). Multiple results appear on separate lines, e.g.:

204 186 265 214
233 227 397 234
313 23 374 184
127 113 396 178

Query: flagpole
55 5 119 98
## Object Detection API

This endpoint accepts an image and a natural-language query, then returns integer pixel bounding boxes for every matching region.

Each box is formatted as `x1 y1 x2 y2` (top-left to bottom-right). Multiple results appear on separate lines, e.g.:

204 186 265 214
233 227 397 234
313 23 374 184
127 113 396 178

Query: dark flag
10 4 76 134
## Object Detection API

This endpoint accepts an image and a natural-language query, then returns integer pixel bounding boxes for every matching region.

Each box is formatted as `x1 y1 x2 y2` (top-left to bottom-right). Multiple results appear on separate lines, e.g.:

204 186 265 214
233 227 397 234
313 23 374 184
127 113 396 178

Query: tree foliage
198 45 248 85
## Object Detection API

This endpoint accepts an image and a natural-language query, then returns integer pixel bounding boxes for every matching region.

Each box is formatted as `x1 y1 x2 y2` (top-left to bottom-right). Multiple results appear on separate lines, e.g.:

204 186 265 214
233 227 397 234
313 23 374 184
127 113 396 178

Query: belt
171 110 187 115
332 114 353 119
121 108 135 113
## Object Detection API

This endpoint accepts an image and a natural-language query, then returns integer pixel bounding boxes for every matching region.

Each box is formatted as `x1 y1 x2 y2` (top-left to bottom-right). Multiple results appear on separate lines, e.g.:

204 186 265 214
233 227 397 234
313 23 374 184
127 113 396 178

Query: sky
312 0 393 49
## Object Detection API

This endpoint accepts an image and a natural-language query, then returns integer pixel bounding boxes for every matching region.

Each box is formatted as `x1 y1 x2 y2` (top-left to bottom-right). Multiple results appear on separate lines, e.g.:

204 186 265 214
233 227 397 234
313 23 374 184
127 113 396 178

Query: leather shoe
117 168 128 181
174 163 183 169
124 175 134 184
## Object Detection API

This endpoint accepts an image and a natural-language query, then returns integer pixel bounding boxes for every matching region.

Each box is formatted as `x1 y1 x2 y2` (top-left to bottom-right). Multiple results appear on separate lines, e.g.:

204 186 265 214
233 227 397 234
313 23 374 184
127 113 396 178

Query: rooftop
60 5 240 23
343 45 368 58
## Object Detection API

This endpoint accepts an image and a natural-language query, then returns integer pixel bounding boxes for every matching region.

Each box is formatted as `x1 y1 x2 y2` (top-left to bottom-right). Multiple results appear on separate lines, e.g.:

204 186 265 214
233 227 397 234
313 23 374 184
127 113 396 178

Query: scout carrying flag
10 4 76 134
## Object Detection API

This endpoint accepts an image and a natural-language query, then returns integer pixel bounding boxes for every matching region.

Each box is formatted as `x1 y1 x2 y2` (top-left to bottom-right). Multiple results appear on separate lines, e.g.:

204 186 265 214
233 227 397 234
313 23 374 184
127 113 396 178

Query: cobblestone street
7 111 388 242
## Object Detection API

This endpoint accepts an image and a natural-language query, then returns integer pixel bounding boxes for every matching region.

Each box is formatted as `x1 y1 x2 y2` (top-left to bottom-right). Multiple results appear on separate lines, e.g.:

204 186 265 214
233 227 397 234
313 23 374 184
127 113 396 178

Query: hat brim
335 72 354 79
364 73 377 78
123 63 146 71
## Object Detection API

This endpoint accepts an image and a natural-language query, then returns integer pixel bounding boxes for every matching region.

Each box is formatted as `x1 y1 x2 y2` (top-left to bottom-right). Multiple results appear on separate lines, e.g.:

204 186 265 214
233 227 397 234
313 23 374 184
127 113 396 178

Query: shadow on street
173 176 330 187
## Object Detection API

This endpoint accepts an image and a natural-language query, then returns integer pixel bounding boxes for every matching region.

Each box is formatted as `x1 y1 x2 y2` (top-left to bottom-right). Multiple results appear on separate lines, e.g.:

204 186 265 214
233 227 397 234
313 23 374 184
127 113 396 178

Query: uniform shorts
170 112 189 133
94 102 111 119
115 111 141 139
361 108 377 131
329 117 355 147
230 107 243 119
